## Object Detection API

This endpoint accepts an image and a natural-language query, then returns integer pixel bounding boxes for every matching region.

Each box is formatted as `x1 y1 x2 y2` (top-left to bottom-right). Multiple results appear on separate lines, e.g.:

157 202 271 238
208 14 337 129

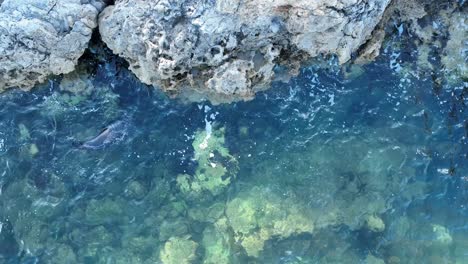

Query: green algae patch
225 187 315 257
188 202 226 224
432 224 453 246
18 123 31 141
366 214 386 232
39 68 120 121
85 197 127 225
177 126 238 200
160 236 198 264
201 224 233 264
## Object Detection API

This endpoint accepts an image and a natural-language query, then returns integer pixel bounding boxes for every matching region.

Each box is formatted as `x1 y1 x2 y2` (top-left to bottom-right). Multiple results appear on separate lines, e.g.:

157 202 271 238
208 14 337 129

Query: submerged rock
225 186 315 257
358 0 467 83
366 215 386 232
99 0 391 103
201 224 233 264
39 68 120 120
176 125 239 200
160 236 198 264
84 197 127 225
0 0 106 92
431 224 453 246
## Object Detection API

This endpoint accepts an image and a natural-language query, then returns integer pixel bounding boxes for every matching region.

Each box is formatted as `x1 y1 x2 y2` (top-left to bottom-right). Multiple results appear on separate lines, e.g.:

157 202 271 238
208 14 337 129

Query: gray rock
99 0 391 103
0 0 105 92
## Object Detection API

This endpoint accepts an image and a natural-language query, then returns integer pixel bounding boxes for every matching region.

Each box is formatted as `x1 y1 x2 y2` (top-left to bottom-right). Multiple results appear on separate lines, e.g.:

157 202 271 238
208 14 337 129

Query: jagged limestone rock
99 0 391 103
0 0 106 91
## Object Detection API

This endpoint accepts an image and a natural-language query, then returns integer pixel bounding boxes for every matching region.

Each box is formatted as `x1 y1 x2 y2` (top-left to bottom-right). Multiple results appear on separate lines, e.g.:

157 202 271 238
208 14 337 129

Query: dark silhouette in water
78 120 131 150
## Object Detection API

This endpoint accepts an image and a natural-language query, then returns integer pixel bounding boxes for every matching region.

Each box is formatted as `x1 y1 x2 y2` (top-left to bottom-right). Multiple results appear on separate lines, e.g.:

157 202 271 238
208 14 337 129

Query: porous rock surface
0 0 106 92
99 0 391 103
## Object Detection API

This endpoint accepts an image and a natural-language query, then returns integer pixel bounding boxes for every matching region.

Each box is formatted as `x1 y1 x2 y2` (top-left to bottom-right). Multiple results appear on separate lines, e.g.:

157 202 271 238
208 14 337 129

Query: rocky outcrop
99 0 391 103
1 0 463 104
0 0 106 92
357 0 467 82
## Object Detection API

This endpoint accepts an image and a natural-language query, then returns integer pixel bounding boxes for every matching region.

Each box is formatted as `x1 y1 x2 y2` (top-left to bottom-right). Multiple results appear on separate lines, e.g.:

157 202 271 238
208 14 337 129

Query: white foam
199 107 215 150
0 138 4 152
437 168 450 175
390 51 402 72
396 24 404 36
328 94 335 106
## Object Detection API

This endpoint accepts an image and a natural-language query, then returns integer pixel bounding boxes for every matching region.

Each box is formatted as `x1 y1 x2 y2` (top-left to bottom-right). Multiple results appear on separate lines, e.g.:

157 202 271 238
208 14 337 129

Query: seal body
81 120 130 150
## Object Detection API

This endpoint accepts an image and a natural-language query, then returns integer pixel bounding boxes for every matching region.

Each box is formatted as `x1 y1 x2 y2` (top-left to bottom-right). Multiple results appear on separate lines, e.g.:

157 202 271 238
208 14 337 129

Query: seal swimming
78 120 130 150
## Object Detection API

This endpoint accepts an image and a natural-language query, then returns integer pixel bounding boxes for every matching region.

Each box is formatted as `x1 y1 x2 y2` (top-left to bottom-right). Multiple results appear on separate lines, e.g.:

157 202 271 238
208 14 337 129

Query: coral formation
243 133 426 232
188 202 225 223
0 175 68 256
432 224 453 246
201 224 233 264
47 244 77 264
378 217 460 263
365 254 385 264
160 236 198 264
177 126 238 199
124 180 148 200
39 68 119 120
158 218 189 242
99 0 391 103
225 187 315 257
366 215 386 232
74 225 115 260
0 0 106 91
84 197 127 225
17 123 39 158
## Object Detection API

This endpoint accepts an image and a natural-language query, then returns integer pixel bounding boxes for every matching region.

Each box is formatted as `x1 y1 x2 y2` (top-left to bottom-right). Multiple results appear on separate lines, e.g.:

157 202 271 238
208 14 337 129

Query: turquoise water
0 39 467 263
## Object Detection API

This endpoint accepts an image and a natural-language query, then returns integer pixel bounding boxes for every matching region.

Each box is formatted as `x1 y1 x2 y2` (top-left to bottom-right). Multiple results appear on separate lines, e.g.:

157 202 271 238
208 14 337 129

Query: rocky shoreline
0 0 466 103
0 0 106 91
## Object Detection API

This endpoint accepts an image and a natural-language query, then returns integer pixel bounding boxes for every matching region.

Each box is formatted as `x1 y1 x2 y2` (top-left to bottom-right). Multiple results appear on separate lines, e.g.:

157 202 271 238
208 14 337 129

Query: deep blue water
0 41 467 263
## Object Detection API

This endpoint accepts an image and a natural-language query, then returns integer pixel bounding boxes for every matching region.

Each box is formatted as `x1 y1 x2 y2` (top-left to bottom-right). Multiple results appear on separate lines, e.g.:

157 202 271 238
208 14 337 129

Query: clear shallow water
0 43 467 263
